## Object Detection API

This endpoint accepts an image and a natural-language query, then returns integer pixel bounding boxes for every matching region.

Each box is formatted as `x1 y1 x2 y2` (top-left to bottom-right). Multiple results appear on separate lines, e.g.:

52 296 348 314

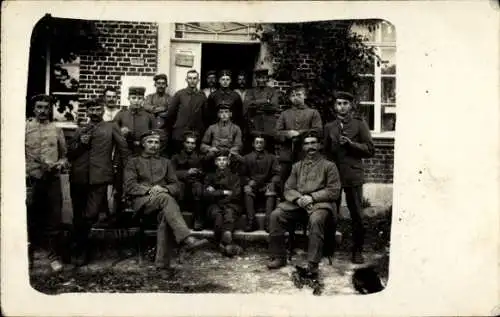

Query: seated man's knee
309 209 329 227
269 208 284 224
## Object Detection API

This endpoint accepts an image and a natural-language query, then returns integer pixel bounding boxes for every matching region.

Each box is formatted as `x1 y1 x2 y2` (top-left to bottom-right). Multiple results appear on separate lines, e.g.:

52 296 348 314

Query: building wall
78 20 159 103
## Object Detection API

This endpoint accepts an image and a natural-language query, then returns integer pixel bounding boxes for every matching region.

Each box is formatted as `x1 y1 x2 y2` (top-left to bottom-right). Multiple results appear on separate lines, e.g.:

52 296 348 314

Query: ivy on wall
255 20 380 123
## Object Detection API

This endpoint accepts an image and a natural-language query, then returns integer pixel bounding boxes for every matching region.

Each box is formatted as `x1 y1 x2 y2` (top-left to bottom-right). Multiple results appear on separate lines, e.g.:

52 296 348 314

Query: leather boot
192 201 204 231
182 236 209 252
307 262 319 277
266 257 287 270
352 251 365 264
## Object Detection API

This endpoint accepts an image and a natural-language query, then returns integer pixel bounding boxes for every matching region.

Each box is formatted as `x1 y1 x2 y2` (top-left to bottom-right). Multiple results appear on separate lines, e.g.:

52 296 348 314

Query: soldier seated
124 131 209 270
241 133 280 232
171 131 207 231
267 131 341 276
203 150 243 257
201 101 243 170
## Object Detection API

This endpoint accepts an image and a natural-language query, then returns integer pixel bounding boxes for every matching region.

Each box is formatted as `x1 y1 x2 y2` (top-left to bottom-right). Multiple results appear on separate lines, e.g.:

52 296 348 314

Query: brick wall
363 139 394 183
78 20 159 103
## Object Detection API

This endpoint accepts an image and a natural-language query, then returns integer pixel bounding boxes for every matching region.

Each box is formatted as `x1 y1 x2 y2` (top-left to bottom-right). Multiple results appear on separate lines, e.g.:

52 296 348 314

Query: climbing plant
255 20 381 122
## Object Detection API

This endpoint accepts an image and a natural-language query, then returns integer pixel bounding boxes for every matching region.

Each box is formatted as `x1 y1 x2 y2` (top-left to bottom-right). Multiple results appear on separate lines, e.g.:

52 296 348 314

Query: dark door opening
200 43 260 89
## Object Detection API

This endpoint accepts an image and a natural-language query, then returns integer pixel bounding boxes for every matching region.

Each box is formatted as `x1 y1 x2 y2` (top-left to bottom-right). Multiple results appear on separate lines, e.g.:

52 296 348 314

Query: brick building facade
28 18 394 206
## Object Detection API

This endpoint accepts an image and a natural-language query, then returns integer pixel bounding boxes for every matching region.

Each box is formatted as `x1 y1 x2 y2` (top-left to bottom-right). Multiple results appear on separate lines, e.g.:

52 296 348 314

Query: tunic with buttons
241 151 280 189
203 169 242 212
278 154 341 212
207 88 243 128
201 122 243 154
124 154 181 211
25 119 67 179
244 86 280 137
323 116 375 187
275 105 323 162
114 108 156 146
166 88 208 142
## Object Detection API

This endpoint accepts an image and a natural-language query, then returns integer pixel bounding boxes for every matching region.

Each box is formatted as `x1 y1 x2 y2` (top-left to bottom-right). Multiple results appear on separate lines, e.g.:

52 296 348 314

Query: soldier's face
34 101 51 121
219 75 231 88
256 75 268 87
215 156 229 170
206 75 216 87
128 95 144 108
87 105 104 121
290 89 306 106
237 75 246 88
184 137 197 153
104 91 117 108
218 109 231 121
335 99 352 115
186 72 200 88
303 137 319 155
155 79 167 93
143 137 160 155
253 137 265 152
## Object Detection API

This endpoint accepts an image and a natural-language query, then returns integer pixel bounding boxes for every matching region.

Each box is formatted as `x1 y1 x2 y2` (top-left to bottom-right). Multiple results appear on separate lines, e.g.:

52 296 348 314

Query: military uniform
114 108 156 155
324 112 375 257
143 93 171 126
202 70 218 98
25 118 68 264
241 150 280 231
165 87 208 156
68 117 129 260
275 104 323 192
171 149 207 229
204 168 242 246
268 154 341 265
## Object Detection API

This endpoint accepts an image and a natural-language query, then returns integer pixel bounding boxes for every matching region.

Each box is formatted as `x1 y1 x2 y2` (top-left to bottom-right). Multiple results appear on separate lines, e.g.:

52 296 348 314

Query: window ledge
371 132 395 139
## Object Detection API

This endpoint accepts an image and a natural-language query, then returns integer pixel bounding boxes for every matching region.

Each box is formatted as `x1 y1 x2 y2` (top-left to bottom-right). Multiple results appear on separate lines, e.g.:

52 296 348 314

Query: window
174 23 260 42
351 21 396 136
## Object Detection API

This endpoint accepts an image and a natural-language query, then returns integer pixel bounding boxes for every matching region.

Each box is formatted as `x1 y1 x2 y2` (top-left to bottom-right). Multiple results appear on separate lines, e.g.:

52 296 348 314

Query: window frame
353 22 396 138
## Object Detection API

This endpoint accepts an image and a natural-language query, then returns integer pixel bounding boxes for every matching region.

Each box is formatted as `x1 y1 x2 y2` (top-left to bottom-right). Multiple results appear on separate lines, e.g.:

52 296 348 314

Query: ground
30 246 387 295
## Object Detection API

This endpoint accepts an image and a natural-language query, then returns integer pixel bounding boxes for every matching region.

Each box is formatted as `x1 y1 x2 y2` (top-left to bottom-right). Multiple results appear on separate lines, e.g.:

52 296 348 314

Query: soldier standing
143 73 171 150
25 94 70 272
68 100 129 265
275 83 323 194
234 70 248 102
202 70 218 98
165 69 208 156
244 67 280 154
114 87 157 155
101 87 120 122
207 70 243 128
323 91 375 264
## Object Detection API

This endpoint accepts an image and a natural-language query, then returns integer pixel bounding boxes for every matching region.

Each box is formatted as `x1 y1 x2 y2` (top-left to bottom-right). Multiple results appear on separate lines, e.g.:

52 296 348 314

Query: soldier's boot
352 251 365 264
306 262 319 278
243 194 257 232
264 196 276 233
192 201 204 231
266 257 287 270
181 236 210 252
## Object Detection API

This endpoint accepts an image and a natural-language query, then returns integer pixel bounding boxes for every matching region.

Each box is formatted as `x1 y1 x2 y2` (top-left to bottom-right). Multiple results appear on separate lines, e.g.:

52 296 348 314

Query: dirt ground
30 246 387 295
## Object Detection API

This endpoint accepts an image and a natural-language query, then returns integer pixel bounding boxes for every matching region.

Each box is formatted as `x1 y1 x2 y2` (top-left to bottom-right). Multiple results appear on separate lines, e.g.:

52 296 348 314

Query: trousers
268 207 334 264
208 204 238 244
27 175 67 262
336 186 365 252
141 192 192 266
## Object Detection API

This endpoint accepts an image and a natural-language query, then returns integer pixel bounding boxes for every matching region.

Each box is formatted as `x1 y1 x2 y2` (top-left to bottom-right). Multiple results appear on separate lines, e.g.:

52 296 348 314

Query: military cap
254 67 269 76
302 130 320 141
219 69 232 78
216 100 232 110
183 130 200 140
250 131 267 141
153 73 168 82
334 91 354 102
30 94 54 105
237 70 247 77
140 130 161 142
207 70 217 77
129 86 146 96
214 148 231 158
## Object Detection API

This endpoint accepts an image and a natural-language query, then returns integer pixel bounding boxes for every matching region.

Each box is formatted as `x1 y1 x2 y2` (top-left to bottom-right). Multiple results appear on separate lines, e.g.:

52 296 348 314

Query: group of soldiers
26 67 375 278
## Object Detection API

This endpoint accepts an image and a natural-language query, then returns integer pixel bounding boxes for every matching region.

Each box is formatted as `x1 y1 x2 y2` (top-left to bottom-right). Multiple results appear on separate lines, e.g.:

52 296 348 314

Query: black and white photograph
24 16 396 296
2 1 499 316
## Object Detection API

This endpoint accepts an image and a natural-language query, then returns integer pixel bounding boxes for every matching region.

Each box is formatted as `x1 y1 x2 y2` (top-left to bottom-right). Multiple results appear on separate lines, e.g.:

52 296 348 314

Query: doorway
200 43 261 89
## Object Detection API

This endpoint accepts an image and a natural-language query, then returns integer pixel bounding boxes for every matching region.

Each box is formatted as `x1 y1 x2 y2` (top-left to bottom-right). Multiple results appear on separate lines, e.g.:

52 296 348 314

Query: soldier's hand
80 134 91 144
121 127 130 135
187 168 198 175
302 195 314 207
206 186 215 193
305 204 314 215
339 136 352 145
287 130 300 138
248 180 257 187
223 190 233 196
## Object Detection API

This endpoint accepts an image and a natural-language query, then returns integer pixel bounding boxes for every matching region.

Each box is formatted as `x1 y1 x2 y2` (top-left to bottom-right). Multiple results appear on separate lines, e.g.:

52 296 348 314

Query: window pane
380 47 396 74
382 77 396 103
356 76 375 102
358 103 375 130
382 112 396 132
381 21 396 43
